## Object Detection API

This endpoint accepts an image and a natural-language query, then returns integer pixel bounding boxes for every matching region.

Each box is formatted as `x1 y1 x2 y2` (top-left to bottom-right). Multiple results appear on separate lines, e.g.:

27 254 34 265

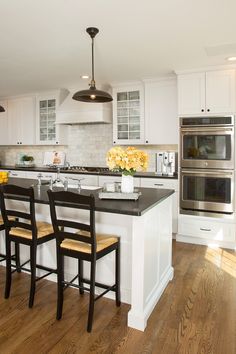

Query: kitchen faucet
37 169 84 192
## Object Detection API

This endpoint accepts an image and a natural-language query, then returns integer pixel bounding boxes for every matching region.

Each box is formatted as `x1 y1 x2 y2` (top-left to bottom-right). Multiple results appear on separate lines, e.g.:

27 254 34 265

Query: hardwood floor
0 241 235 354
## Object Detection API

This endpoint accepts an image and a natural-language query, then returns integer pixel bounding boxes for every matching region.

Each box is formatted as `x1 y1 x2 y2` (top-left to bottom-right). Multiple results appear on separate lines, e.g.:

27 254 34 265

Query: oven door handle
181 169 234 177
181 127 234 134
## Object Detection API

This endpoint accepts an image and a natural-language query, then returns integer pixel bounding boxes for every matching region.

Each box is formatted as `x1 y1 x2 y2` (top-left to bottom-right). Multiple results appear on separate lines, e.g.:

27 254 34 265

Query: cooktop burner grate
60 166 110 173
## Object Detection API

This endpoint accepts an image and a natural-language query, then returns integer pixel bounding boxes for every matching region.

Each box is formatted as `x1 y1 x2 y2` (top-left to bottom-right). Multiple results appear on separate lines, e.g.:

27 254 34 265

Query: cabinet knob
20 142 22 145
207 109 210 112
113 141 116 144
201 109 204 112
145 140 148 143
56 141 59 144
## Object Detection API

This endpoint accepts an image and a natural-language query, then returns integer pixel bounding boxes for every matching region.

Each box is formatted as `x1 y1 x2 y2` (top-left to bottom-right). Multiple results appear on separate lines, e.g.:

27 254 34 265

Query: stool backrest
47 190 96 250
0 184 37 239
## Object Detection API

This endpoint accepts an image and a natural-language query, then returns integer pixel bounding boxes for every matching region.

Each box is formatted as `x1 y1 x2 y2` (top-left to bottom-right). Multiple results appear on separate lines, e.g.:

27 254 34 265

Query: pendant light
72 27 113 103
0 105 5 112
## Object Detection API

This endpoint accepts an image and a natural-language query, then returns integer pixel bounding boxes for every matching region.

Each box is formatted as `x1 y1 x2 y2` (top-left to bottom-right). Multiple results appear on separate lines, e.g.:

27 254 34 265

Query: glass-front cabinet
36 92 67 145
112 85 144 145
39 98 56 143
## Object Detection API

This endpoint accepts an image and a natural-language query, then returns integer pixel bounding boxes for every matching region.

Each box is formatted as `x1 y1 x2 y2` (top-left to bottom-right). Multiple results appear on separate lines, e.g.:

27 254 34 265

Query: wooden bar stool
0 184 56 308
48 190 121 332
0 215 20 270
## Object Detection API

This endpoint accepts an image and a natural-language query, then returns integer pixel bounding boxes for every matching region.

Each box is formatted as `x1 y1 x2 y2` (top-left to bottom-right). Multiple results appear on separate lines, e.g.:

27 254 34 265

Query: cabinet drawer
25 171 57 180
7 170 26 178
140 177 178 191
179 217 235 242
61 173 98 186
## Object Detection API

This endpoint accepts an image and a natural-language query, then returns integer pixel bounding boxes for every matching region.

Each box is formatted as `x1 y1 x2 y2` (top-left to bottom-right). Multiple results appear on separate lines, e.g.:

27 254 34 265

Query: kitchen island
1 177 174 331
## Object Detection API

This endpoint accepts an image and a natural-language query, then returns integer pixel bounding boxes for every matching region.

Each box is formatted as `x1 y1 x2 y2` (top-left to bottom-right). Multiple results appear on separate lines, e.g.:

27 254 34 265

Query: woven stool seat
10 221 53 239
61 232 118 254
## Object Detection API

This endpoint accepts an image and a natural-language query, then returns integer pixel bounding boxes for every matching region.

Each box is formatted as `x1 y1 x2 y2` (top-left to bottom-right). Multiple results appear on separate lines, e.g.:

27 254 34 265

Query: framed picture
43 151 66 166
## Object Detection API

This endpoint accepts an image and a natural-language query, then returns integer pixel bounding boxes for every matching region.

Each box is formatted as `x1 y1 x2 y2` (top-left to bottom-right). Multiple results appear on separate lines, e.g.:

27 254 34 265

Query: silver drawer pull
11 173 18 176
154 183 164 186
200 228 211 232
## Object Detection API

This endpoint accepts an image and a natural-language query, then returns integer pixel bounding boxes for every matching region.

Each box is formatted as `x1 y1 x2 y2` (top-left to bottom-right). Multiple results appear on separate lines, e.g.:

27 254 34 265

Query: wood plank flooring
0 240 235 354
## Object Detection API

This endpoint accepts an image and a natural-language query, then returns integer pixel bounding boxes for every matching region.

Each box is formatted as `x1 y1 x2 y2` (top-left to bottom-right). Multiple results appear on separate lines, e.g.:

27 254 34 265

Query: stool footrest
63 275 116 300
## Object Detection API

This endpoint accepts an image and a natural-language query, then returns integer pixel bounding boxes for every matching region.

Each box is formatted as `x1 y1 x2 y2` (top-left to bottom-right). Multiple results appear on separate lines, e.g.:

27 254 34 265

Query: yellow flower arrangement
106 146 149 176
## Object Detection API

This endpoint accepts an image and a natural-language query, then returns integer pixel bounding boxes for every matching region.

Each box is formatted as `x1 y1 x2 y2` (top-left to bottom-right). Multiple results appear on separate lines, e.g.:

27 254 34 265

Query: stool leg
15 242 21 273
115 243 121 307
29 243 37 308
87 260 96 332
5 236 12 299
78 259 84 295
57 251 64 320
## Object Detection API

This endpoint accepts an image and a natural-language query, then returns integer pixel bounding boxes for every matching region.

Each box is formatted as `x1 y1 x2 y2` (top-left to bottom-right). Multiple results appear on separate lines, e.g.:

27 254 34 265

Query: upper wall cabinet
177 69 236 115
0 100 9 145
112 84 145 145
8 96 36 145
144 78 178 145
36 91 68 145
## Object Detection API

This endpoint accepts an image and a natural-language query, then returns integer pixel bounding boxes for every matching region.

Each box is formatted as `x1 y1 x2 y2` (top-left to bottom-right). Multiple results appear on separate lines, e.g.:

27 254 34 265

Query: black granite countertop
0 165 178 179
4 177 174 216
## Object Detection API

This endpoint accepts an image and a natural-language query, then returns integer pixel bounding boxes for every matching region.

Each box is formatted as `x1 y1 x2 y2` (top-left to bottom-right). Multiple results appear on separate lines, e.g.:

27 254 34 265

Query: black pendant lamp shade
72 27 113 103
0 105 5 112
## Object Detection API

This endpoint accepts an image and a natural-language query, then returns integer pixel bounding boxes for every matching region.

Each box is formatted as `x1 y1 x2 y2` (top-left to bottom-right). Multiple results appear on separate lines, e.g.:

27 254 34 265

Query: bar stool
0 215 20 269
48 190 121 332
0 184 56 307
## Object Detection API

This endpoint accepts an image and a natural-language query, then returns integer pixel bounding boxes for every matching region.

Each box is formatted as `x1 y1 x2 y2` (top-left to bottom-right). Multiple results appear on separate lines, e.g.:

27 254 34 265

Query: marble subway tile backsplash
0 124 177 172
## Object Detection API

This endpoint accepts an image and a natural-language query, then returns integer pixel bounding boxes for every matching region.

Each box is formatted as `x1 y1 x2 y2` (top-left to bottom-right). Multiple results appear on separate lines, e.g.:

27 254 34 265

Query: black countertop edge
4 177 175 217
0 165 178 179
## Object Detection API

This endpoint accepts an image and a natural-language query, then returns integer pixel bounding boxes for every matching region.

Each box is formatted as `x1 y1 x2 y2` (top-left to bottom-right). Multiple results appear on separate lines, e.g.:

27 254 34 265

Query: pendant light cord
91 37 95 87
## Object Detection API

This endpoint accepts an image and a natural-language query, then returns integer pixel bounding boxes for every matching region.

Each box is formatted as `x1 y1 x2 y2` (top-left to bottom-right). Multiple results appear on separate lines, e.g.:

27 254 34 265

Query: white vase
121 174 134 193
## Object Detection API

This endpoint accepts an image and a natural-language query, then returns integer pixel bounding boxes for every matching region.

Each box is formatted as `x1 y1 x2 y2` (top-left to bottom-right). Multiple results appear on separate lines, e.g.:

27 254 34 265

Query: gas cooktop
59 166 110 173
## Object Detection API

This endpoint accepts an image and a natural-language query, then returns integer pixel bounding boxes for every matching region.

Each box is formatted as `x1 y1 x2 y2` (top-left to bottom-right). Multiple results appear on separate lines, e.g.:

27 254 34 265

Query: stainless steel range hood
56 89 112 124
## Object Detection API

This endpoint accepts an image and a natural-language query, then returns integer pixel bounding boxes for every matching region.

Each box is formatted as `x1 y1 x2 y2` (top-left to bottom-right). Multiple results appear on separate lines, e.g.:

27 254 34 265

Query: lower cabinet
140 177 178 234
178 214 236 248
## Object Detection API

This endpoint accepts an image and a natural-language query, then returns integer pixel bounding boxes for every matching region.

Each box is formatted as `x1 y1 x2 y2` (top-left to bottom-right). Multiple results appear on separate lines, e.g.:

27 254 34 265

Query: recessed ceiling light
81 75 89 79
227 56 236 61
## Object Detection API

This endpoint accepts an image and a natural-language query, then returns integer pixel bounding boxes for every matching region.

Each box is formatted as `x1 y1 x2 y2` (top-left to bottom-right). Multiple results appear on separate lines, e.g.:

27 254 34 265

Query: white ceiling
1 0 236 96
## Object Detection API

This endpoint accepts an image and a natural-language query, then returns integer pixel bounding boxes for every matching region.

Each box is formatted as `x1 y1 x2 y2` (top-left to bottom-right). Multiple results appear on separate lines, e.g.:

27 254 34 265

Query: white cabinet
140 177 178 234
98 175 140 187
8 96 36 145
144 78 178 144
0 100 9 145
36 92 68 145
178 214 236 248
112 84 145 145
177 69 235 115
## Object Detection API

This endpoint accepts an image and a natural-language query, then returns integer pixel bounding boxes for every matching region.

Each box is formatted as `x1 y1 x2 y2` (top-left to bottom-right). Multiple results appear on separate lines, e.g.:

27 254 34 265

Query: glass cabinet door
113 87 144 144
39 98 56 142
117 90 140 140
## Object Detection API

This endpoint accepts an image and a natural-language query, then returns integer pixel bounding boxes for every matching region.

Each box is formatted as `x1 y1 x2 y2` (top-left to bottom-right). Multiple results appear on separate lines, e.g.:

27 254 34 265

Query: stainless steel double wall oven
180 116 234 216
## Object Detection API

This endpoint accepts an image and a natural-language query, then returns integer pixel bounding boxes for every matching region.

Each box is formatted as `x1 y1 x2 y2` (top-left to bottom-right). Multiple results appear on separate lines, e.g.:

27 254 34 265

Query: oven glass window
183 176 231 204
183 135 231 160
181 117 232 126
